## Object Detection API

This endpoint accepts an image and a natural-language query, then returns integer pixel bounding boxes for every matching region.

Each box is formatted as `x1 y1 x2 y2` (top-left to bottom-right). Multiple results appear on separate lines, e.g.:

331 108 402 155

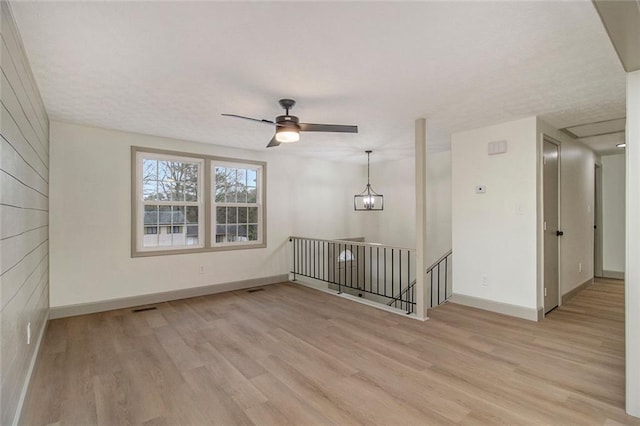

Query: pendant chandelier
354 150 384 211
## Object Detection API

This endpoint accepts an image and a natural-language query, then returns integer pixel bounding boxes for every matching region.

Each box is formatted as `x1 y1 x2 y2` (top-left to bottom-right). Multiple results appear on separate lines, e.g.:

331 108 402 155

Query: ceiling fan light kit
222 98 358 148
354 150 384 211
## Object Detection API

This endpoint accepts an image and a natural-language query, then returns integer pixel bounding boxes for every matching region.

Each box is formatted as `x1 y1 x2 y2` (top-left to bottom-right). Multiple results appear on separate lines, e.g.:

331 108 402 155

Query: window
213 163 263 246
133 147 266 256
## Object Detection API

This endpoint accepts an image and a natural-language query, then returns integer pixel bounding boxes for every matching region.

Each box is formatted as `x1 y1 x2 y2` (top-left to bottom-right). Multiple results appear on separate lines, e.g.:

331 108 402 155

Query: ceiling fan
222 99 358 148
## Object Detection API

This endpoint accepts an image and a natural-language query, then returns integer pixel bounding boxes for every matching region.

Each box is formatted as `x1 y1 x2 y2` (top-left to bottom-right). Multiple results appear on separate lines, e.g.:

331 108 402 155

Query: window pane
216 225 226 242
247 187 257 203
186 225 198 246
143 159 158 179
158 206 172 225
238 207 248 224
156 181 171 201
237 188 248 203
144 205 159 225
247 169 257 186
236 168 246 186
158 160 172 181
227 225 238 240
225 185 237 203
172 206 185 225
185 182 197 202
228 207 237 223
248 224 258 241
143 181 157 201
216 207 227 224
185 164 198 183
186 206 198 224
144 226 158 235
143 205 159 248
238 224 247 239
248 207 258 223
169 180 184 202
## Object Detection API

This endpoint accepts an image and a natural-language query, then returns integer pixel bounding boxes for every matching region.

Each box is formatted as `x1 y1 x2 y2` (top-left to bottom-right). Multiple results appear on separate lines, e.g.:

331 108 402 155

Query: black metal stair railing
289 236 416 314
427 249 453 307
387 249 452 309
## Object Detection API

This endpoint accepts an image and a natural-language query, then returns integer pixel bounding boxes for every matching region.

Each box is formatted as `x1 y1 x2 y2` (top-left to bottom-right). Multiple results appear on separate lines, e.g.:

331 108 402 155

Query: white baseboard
49 274 289 319
562 277 594 304
449 293 541 321
602 270 625 280
14 317 49 426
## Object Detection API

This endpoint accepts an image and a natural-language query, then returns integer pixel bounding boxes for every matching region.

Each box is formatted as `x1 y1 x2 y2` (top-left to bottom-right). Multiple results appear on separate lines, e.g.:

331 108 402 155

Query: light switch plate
488 140 507 155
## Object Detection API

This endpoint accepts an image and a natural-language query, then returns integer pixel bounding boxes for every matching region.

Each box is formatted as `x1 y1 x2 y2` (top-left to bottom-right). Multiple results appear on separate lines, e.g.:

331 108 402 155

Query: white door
543 140 560 314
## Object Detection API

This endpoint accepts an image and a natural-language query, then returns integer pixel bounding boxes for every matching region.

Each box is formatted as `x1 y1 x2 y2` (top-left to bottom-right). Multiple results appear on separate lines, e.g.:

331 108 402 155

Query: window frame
211 160 264 248
131 147 267 257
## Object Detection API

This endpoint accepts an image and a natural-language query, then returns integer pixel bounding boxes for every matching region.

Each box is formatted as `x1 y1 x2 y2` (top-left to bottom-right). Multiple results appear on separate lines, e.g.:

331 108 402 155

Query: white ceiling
11 1 627 164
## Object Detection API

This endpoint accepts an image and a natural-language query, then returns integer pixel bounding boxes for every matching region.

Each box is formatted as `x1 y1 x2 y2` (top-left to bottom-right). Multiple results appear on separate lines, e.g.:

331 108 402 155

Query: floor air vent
132 306 157 313
246 288 265 293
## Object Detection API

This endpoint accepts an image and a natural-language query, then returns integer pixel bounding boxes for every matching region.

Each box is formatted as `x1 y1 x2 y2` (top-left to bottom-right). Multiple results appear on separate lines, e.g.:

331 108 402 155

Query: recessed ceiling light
616 143 626 148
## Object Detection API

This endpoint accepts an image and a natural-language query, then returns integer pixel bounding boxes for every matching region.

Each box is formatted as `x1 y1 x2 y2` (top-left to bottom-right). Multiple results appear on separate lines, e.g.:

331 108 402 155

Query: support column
626 70 640 417
415 118 429 319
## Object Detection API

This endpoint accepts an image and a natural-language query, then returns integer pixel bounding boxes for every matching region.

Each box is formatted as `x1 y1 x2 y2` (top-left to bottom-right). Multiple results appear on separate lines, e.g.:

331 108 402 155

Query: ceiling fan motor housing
276 114 300 130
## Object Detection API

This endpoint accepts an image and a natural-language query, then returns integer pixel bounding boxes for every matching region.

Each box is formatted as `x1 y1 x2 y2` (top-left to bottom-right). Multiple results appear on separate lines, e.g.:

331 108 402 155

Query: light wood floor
21 278 639 425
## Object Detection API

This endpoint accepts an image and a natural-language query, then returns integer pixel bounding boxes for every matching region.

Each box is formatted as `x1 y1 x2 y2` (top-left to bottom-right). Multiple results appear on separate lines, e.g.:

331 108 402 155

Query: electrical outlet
27 322 31 345
481 275 488 287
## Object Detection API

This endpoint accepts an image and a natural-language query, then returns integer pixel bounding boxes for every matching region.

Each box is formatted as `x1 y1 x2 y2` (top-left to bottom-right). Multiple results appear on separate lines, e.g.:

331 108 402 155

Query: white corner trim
449 293 541 321
14 318 49 426
49 275 289 319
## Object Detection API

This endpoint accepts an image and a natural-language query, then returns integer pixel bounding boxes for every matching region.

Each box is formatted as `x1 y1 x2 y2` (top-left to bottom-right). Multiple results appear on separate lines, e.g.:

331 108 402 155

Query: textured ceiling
11 1 626 164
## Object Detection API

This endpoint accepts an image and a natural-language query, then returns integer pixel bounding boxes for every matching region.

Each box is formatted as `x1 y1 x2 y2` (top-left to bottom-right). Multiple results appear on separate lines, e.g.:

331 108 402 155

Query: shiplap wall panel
1 72 48 161
1 244 48 310
0 1 49 425
0 172 48 210
0 9 48 137
1 40 48 145
1 107 48 181
1 138 49 197
0 205 47 239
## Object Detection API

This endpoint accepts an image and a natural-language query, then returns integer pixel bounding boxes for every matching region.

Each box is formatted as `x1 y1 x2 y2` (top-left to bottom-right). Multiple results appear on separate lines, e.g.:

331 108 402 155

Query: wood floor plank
20 278 640 425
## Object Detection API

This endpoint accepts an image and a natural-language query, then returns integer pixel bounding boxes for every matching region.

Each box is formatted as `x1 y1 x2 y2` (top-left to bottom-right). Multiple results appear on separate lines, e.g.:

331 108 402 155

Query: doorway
543 138 560 314
594 163 603 278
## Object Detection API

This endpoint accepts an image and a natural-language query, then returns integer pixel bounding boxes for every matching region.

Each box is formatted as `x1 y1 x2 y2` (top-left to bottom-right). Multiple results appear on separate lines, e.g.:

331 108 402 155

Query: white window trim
211 160 264 248
131 146 267 257
135 151 205 253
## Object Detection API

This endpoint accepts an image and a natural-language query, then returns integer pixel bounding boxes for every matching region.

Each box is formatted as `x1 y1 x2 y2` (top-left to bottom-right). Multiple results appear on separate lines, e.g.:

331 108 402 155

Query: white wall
0 2 50 425
537 119 597 297
49 121 365 308
364 151 451 265
601 154 625 274
451 117 538 311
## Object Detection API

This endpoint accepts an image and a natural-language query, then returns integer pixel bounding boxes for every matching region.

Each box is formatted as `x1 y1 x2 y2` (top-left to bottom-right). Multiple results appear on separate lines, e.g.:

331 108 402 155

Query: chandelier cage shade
354 151 384 211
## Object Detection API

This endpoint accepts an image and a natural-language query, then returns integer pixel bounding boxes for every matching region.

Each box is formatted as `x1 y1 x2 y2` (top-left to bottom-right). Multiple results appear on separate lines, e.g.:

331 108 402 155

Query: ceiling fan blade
299 123 358 133
266 136 280 148
221 113 275 125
